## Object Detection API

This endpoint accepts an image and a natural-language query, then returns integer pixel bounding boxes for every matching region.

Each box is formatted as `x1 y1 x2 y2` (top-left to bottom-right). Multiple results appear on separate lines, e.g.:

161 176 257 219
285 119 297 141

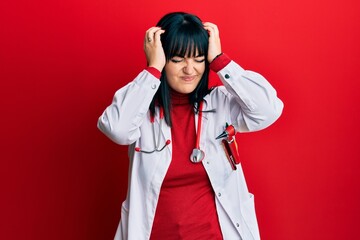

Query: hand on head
144 27 166 72
144 20 222 71
203 22 222 63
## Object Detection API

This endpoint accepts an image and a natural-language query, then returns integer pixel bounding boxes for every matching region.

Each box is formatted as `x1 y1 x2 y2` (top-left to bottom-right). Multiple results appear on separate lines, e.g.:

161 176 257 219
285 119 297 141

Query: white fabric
98 61 284 240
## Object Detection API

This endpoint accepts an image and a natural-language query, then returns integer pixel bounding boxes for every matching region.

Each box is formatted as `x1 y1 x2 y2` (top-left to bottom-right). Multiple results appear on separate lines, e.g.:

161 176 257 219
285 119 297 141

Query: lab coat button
225 74 230 79
151 84 157 89
218 192 221 197
236 223 240 227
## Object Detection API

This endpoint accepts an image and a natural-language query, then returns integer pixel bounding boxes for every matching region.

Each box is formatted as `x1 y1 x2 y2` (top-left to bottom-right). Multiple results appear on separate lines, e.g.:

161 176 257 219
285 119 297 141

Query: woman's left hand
203 22 222 63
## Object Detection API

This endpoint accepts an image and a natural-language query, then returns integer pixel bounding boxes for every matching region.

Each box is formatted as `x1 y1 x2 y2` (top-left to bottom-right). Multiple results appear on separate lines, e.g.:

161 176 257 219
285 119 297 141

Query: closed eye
170 57 184 63
170 56 205 63
194 55 205 63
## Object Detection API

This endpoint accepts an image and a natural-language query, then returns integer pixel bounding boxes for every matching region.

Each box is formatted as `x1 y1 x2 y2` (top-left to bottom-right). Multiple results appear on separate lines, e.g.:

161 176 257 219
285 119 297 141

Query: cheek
164 63 179 77
197 62 206 71
164 65 178 89
197 64 206 75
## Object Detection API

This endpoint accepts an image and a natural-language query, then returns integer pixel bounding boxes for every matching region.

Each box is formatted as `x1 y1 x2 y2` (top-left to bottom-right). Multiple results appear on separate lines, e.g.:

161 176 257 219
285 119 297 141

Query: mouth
181 76 197 81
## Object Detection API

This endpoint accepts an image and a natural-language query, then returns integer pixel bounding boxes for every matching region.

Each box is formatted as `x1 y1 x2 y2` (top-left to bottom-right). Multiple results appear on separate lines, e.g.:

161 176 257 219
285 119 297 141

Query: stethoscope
134 107 171 154
135 102 205 163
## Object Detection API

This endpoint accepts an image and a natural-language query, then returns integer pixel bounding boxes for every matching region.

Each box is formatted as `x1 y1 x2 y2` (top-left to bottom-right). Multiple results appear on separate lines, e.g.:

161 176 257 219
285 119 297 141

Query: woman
98 12 283 240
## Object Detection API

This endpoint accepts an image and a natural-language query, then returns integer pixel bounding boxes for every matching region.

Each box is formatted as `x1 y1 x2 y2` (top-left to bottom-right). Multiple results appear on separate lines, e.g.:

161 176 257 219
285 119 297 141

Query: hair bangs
165 24 208 60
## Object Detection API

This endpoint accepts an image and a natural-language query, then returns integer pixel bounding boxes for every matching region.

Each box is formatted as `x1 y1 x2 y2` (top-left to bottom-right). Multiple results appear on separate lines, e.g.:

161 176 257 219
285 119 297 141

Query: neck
170 89 191 105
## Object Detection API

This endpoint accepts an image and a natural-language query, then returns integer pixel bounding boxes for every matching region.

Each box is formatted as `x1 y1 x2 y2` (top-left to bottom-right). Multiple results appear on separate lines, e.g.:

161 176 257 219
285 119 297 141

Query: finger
203 22 219 36
203 22 218 30
153 29 165 43
146 26 161 36
146 27 162 43
204 26 216 39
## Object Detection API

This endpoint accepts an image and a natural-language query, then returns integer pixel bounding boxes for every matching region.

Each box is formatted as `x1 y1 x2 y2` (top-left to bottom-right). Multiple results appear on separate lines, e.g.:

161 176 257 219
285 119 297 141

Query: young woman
98 12 283 240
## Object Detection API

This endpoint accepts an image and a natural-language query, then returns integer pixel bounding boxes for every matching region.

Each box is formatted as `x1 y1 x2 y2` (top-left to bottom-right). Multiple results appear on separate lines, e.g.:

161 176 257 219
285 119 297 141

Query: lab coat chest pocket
214 144 234 178
202 114 233 179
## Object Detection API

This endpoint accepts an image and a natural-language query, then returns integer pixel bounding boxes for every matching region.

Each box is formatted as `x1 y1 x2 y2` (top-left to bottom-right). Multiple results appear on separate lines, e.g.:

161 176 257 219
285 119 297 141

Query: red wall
1 0 360 239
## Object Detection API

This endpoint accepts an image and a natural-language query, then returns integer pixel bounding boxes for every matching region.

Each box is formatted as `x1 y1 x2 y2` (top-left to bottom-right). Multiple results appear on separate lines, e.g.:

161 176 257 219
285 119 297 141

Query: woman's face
164 53 206 94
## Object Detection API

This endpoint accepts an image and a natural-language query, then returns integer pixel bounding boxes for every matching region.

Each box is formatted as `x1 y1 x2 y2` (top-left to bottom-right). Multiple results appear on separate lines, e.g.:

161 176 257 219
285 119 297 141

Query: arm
212 54 284 132
97 68 160 145
204 22 283 132
98 27 166 144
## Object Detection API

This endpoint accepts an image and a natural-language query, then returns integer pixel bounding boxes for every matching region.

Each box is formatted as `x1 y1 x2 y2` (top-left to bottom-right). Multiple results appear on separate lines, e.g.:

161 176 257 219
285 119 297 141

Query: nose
183 59 194 75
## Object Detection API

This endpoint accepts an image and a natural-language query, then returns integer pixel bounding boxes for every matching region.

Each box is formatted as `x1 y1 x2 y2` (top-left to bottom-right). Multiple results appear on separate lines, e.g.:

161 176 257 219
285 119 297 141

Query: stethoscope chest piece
190 148 205 163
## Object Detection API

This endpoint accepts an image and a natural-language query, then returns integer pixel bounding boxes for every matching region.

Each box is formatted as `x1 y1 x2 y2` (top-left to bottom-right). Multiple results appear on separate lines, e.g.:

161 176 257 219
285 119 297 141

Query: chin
180 87 196 94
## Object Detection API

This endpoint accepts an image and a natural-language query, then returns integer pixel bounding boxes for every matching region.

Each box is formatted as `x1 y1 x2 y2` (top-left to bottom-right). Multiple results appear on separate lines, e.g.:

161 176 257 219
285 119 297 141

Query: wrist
209 53 231 72
146 67 162 79
148 63 164 72
210 52 223 63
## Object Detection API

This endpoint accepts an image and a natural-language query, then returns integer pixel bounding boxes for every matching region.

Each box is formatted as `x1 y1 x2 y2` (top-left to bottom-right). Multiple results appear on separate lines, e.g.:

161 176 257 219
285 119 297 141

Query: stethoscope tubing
135 102 203 160
135 106 170 153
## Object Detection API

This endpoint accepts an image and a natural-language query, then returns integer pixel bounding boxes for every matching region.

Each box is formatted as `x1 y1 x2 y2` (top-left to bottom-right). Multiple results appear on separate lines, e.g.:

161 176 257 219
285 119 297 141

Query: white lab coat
98 60 284 240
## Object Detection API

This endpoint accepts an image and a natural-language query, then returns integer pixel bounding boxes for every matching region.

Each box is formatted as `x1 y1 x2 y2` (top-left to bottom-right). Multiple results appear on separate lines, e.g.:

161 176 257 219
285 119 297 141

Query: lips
181 76 196 81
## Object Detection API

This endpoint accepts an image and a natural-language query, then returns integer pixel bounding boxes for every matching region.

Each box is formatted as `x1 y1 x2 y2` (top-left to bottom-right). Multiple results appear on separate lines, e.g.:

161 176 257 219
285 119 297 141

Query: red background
1 0 360 239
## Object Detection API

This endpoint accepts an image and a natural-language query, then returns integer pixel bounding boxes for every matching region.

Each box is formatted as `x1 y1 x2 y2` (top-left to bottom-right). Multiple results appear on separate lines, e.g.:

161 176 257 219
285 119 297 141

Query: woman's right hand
144 27 166 72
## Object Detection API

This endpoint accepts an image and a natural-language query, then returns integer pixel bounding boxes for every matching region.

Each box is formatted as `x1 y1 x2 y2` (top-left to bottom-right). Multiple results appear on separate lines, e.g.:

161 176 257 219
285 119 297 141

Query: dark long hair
149 12 212 127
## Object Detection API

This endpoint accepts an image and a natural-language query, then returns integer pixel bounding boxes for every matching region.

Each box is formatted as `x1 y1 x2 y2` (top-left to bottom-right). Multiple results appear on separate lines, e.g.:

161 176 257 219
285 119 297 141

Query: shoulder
203 86 231 109
209 85 231 99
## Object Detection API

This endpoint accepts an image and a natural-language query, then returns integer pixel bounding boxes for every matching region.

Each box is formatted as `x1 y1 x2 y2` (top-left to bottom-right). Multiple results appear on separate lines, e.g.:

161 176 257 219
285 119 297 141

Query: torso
150 92 223 240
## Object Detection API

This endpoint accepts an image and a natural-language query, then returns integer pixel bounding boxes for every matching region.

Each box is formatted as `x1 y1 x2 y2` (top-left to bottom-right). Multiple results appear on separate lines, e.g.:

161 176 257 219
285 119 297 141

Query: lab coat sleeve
217 61 284 132
97 70 160 145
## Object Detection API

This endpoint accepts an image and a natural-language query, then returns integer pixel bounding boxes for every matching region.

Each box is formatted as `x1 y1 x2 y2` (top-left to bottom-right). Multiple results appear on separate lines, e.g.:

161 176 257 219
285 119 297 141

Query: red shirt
150 91 223 240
